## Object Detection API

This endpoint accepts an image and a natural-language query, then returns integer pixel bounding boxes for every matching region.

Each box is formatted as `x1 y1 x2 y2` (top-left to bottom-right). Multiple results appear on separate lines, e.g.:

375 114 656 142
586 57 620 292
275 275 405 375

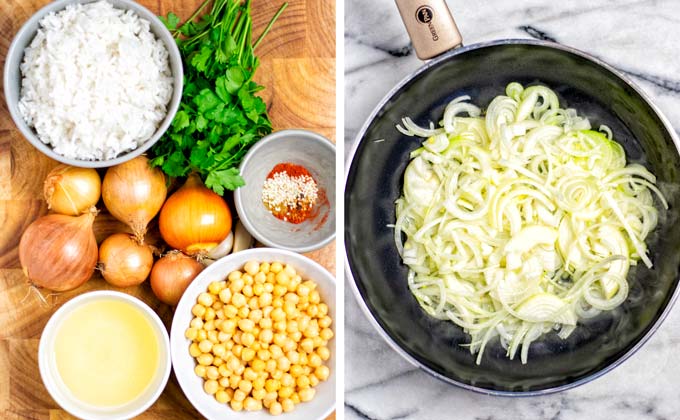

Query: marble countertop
344 1 680 419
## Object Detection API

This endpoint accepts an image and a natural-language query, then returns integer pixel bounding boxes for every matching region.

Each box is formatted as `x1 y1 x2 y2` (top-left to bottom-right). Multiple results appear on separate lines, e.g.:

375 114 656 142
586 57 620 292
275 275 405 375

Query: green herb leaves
151 0 287 195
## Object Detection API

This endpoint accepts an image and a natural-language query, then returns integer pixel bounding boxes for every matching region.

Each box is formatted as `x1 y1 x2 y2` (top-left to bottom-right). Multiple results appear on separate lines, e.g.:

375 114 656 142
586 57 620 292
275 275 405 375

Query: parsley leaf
205 168 246 196
159 12 180 31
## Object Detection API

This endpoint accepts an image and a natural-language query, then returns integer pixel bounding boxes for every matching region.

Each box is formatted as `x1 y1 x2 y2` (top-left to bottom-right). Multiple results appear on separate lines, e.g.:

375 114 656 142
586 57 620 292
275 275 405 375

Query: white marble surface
344 1 680 419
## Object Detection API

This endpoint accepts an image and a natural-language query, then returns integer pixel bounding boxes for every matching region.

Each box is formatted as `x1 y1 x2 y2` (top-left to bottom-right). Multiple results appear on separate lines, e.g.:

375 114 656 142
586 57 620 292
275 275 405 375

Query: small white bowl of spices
234 130 335 253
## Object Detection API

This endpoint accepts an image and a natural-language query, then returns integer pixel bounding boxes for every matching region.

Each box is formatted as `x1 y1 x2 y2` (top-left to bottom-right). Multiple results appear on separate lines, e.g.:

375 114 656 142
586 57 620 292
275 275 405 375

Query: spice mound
262 163 318 224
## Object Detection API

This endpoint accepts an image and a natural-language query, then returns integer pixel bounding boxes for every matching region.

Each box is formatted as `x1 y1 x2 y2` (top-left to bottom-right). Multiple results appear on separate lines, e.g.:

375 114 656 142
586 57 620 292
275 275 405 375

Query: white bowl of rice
3 0 183 167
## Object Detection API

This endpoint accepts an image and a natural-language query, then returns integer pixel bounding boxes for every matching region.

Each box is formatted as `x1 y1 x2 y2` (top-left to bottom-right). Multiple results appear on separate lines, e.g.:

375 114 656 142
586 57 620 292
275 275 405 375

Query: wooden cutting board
0 0 336 418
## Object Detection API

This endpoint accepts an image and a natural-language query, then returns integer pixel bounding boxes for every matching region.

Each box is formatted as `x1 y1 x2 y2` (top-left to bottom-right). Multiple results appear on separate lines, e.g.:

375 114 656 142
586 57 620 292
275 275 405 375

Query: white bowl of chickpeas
170 248 335 419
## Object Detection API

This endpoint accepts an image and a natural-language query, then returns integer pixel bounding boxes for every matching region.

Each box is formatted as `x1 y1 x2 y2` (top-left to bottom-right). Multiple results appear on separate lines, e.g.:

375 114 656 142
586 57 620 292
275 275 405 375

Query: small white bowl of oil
39 291 171 420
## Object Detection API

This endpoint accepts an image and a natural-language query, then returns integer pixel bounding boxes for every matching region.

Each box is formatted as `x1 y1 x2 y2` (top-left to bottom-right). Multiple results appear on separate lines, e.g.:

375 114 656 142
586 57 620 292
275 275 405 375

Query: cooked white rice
18 0 173 160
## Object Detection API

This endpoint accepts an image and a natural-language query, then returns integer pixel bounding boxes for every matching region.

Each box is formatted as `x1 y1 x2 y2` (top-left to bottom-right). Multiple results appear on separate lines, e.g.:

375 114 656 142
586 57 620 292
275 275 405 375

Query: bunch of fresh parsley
152 0 287 195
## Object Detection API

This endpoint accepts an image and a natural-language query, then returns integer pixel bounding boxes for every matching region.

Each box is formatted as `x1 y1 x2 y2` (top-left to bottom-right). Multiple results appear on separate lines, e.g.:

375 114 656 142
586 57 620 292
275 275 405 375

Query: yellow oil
54 299 160 407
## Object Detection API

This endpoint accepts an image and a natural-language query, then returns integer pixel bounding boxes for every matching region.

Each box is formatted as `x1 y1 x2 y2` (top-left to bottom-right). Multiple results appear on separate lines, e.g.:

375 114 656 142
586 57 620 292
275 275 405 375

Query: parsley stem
253 2 288 51
175 0 212 38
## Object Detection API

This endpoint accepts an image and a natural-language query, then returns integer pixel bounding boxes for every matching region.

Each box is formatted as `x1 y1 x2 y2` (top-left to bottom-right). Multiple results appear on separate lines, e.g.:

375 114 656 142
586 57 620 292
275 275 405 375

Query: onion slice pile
395 82 667 364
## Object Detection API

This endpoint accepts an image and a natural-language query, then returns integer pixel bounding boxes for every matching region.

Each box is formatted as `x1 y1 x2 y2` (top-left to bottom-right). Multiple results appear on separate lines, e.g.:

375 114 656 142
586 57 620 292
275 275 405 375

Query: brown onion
19 211 98 291
102 156 167 242
159 173 232 255
99 233 154 287
150 251 204 305
44 165 101 216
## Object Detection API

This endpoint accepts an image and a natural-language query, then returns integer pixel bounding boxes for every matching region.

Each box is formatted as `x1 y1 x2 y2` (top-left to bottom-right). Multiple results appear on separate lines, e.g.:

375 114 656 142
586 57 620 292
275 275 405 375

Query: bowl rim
343 38 680 396
234 129 336 253
170 247 336 420
2 0 184 168
38 290 172 419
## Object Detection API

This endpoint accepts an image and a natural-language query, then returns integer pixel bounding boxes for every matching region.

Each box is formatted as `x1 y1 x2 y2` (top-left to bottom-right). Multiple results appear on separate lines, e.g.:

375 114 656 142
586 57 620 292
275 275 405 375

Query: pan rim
344 38 680 396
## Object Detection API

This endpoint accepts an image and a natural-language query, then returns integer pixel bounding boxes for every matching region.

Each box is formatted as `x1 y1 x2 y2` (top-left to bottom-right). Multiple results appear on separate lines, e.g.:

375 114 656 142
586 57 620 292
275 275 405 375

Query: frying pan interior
345 41 680 393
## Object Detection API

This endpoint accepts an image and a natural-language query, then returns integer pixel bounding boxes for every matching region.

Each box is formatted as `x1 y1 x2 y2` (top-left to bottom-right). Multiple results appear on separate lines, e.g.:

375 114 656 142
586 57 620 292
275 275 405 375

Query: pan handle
394 0 463 60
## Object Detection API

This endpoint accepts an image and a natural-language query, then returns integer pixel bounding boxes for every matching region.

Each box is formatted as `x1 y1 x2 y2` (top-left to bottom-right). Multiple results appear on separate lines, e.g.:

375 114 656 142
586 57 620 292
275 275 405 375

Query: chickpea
230 399 243 411
219 288 232 304
296 375 310 388
299 387 315 402
204 379 219 395
197 353 214 366
278 386 294 399
281 398 295 413
259 293 273 307
265 359 278 373
257 349 271 361
229 374 241 389
232 292 246 308
244 260 259 275
315 365 330 381
253 376 266 390
251 358 266 372
297 284 311 297
309 375 319 387
192 304 206 318
243 367 258 382
309 353 322 368
189 343 202 358
198 339 213 353
284 293 300 305
233 389 247 402
190 317 204 329
244 397 261 411
320 328 334 341
270 345 284 360
239 348 253 363
233 280 247 296
307 304 319 317
277 357 291 372
215 389 231 404
270 262 283 274
237 306 250 319
194 365 207 378
290 364 304 378
317 346 330 361
242 274 254 285
185 327 198 340
238 379 253 394
206 366 220 380
219 364 230 378
300 338 314 354
273 285 287 297
312 336 325 349
221 304 236 318
198 292 214 307
279 372 293 387
269 401 283 416
242 333 256 347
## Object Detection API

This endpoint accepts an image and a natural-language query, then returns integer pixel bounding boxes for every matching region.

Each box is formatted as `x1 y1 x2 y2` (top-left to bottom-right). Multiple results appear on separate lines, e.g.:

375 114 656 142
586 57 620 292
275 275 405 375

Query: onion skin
19 212 98 292
102 156 167 242
99 233 154 287
150 252 204 305
44 165 101 216
159 173 232 255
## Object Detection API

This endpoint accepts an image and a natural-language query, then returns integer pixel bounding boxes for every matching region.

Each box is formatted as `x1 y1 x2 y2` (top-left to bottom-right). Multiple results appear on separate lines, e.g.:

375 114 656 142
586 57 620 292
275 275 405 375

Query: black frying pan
345 1 680 395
